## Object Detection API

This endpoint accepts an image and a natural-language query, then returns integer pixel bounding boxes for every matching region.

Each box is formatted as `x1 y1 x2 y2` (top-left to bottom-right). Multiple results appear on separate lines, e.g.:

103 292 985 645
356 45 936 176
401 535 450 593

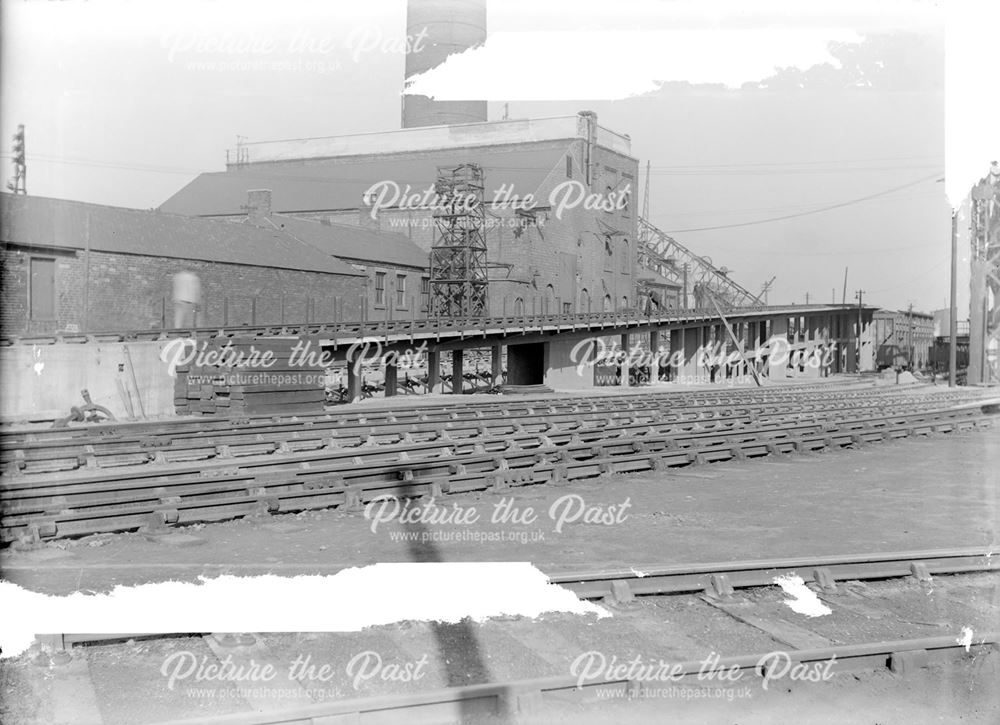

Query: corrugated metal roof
158 143 571 216
272 214 427 270
0 193 364 277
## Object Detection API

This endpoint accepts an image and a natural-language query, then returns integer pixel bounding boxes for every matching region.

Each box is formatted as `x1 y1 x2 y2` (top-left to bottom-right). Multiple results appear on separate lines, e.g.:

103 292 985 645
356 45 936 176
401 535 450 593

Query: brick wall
282 140 639 318
0 245 366 336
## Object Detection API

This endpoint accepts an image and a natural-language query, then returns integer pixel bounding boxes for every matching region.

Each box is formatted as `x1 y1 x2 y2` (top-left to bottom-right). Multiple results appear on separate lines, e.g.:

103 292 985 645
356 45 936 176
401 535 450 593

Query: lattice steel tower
968 162 1000 384
430 163 489 317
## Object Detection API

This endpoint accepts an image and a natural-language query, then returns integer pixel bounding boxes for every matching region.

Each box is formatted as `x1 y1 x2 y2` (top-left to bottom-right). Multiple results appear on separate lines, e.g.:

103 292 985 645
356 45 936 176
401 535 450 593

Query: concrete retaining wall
0 341 177 422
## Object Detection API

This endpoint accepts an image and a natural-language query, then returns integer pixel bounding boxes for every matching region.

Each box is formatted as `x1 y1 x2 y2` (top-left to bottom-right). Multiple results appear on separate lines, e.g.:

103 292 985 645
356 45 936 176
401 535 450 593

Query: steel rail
3 390 985 474
1 398 986 500
2 405 991 542
549 547 1000 600
141 632 999 724
2 379 970 446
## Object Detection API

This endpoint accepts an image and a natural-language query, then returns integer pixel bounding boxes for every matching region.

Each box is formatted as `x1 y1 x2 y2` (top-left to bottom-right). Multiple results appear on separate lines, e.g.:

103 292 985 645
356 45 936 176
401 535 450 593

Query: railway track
26 550 999 724
1 386 996 543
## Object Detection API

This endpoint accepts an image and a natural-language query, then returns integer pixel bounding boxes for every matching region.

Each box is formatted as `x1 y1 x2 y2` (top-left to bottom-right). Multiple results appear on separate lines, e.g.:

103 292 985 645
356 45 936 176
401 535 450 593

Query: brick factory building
159 113 639 317
240 189 430 320
872 307 936 369
0 193 370 336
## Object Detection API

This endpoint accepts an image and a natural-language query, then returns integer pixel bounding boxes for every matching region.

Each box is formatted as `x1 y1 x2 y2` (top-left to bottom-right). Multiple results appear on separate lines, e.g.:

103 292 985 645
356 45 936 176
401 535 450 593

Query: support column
427 349 441 393
491 344 503 387
451 349 464 394
649 329 660 382
620 333 630 386
346 360 362 403
384 360 398 397
669 329 683 382
767 316 790 380
681 327 701 383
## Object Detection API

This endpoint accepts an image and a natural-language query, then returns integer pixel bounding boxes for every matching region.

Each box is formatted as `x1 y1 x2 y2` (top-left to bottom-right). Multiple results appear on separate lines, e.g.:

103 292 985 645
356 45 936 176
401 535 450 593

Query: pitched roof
0 193 363 277
158 142 572 216
271 214 427 270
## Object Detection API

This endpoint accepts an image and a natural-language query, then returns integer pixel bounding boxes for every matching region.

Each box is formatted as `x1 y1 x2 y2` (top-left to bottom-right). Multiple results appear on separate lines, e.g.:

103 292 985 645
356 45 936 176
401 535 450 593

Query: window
580 288 590 312
374 271 386 306
545 284 555 314
621 239 631 273
396 274 406 307
29 257 56 320
421 277 430 310
563 302 572 314
514 297 524 316
566 155 573 179
603 294 612 312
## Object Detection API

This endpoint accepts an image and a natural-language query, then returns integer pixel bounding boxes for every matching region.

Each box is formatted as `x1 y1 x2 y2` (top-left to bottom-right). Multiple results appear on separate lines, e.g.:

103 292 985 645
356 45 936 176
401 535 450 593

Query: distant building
0 193 368 336
159 112 640 317
872 308 935 368
238 189 429 321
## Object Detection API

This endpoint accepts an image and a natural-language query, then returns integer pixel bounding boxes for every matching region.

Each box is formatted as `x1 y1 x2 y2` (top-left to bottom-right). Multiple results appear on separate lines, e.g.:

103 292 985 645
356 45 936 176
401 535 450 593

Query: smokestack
402 0 488 128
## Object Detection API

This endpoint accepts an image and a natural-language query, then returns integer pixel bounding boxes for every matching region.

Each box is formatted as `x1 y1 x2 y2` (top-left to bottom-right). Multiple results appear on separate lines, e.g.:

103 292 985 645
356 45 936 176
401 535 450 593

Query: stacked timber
173 337 328 416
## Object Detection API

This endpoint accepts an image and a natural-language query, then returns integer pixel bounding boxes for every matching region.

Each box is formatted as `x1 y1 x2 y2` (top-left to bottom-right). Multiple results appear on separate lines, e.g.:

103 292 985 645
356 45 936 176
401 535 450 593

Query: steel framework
968 162 1000 385
429 163 489 317
638 217 762 309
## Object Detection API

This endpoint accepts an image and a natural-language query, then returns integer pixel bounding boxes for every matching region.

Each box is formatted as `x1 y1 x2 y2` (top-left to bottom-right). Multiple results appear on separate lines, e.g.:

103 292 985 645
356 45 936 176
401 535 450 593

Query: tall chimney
246 189 272 226
402 0 488 128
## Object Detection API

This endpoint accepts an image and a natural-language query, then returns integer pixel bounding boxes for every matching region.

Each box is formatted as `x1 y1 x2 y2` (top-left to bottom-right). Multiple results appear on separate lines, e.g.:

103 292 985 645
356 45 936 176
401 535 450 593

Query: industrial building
872 308 935 369
159 113 640 319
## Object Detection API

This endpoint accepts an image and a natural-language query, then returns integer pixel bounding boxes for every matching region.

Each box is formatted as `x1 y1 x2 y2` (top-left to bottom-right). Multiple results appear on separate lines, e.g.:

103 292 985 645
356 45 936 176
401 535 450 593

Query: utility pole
682 263 689 309
949 210 958 386
907 302 914 369
805 292 810 305
855 289 865 372
842 268 848 305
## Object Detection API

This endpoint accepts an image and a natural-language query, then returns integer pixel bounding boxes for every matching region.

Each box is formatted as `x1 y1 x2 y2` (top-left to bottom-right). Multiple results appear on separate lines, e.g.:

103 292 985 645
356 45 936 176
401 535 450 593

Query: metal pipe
950 211 958 387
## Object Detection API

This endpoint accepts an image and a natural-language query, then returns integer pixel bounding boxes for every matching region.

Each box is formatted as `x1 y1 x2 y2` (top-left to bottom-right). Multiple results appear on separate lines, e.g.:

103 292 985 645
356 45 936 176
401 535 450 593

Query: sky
0 0 991 315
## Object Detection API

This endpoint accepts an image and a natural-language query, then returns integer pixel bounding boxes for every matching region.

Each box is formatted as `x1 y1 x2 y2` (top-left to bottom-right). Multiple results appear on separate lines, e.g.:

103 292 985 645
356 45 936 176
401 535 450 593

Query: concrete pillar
669 328 683 382
620 333 630 386
346 360 362 403
427 349 441 393
491 344 503 387
451 349 464 394
767 316 790 379
681 327 701 383
384 360 398 396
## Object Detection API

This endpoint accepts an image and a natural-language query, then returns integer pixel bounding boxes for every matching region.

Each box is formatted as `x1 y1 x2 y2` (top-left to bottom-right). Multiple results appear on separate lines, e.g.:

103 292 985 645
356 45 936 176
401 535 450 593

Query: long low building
0 192 428 337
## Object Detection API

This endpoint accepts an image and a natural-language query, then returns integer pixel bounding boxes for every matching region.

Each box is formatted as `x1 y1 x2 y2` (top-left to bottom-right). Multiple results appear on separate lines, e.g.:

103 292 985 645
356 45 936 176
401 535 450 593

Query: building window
396 274 406 307
374 271 386 306
514 297 524 316
29 257 56 320
580 288 590 312
563 302 572 314
603 294 612 312
566 155 573 178
421 277 430 310
621 239 630 273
